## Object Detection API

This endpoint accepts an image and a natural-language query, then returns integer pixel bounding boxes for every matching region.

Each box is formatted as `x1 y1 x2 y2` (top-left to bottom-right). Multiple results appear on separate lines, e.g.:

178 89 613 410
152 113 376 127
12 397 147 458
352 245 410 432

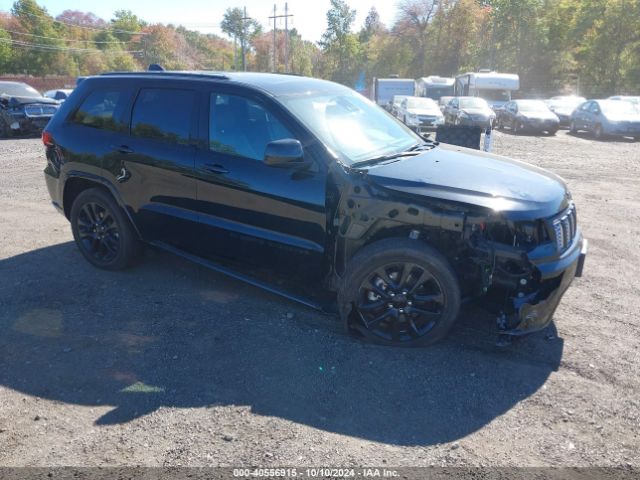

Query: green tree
10 0 64 75
110 10 144 42
0 28 13 73
320 0 361 85
221 7 261 70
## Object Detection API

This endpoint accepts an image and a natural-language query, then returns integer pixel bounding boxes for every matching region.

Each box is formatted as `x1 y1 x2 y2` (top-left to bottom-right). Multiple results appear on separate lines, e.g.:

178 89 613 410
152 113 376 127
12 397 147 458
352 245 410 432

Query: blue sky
0 0 398 42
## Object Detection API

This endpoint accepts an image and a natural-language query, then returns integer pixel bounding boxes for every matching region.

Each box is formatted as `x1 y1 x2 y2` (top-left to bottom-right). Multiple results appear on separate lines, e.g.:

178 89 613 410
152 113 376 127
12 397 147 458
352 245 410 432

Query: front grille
550 204 577 252
418 115 437 125
24 104 57 117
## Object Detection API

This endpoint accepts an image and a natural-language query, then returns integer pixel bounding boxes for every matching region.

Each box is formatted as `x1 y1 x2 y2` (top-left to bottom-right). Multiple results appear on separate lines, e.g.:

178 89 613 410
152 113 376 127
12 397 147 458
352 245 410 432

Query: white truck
371 78 415 110
454 71 520 109
416 76 455 100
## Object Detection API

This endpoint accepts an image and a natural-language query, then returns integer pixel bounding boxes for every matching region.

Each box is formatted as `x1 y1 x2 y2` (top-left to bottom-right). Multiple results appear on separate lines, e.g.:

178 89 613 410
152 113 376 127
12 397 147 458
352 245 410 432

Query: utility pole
268 4 293 73
241 6 252 72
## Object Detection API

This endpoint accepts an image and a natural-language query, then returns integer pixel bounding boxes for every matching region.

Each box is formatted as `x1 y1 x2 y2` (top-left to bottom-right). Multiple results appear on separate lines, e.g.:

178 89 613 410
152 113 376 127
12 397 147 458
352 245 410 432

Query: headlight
459 111 470 118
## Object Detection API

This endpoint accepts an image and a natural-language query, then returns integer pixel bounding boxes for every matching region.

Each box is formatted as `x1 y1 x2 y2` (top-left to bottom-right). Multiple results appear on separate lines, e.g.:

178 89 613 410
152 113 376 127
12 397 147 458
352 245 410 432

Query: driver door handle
111 144 134 154
203 163 229 174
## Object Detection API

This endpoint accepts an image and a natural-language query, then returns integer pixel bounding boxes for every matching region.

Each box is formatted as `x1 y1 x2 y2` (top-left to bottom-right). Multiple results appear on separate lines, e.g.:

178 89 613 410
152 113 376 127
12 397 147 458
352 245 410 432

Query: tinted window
209 94 294 161
131 88 194 144
72 90 126 131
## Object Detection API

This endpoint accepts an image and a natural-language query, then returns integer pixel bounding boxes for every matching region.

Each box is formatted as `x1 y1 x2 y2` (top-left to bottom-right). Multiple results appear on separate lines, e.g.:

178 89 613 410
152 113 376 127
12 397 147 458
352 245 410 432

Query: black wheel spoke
409 306 441 318
409 269 433 294
75 200 120 264
357 299 385 312
366 309 393 329
414 292 444 305
398 263 417 289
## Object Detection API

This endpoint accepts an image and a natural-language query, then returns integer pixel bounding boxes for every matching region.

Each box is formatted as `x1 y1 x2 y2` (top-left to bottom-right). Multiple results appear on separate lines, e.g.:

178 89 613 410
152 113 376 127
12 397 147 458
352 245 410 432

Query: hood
551 107 574 116
521 111 559 121
408 107 442 117
604 114 640 122
362 144 569 220
1 95 59 107
461 107 493 117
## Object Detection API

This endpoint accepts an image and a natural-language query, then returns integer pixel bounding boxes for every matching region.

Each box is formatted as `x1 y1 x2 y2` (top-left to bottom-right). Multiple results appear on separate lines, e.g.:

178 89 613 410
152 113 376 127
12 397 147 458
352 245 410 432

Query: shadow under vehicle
0 241 564 443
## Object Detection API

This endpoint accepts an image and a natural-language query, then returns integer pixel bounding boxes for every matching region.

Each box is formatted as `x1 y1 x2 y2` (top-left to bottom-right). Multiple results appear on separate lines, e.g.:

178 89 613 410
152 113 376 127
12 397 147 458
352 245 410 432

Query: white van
416 76 455 100
454 71 520 109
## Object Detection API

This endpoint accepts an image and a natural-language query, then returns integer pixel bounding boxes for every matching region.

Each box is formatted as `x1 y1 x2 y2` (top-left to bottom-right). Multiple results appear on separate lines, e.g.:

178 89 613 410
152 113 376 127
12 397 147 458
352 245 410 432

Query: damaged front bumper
501 233 587 336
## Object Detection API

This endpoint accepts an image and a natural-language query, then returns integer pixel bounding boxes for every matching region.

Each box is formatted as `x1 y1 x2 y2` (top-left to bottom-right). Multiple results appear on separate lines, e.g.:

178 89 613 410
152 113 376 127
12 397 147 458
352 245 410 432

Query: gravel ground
0 131 639 468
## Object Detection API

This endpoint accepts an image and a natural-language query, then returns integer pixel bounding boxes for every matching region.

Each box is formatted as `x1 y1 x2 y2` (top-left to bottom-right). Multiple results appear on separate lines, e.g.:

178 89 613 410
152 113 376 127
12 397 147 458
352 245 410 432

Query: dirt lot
0 131 639 468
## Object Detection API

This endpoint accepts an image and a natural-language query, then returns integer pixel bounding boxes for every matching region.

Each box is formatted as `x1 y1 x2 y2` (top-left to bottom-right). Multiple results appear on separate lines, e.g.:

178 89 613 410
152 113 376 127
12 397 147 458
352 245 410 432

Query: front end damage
331 169 587 337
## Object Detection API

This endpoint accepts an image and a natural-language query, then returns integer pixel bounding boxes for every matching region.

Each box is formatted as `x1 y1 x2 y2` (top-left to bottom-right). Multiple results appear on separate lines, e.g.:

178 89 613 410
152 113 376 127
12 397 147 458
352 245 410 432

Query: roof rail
99 71 230 80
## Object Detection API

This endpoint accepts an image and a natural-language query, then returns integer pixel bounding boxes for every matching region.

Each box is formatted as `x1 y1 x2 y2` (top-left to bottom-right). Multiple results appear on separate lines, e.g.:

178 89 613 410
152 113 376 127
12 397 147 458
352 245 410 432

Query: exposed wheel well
63 178 110 219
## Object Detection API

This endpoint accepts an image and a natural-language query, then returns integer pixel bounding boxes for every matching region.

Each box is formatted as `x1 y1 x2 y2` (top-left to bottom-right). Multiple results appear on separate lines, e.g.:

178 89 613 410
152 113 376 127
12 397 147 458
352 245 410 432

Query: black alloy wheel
76 201 121 264
355 262 446 343
70 188 141 270
339 238 461 347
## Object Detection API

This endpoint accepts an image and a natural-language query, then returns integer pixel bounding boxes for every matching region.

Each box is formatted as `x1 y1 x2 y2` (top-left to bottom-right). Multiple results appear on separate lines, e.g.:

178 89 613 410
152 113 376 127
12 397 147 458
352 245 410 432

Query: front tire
70 188 141 270
338 238 461 347
569 120 578 134
594 124 604 140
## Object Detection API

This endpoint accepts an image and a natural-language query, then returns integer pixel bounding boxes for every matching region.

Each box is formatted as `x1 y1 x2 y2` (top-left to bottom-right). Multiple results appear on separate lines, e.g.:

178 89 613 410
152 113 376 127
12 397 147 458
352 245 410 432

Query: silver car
570 99 640 140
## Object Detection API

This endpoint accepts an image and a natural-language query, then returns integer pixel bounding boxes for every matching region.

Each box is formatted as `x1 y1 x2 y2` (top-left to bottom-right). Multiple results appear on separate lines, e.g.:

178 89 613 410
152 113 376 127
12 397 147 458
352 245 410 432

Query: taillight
42 130 54 147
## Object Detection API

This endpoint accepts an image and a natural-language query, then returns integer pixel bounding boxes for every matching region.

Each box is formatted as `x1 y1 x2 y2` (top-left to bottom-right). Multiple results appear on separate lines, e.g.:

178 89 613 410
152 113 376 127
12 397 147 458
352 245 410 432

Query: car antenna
148 63 165 72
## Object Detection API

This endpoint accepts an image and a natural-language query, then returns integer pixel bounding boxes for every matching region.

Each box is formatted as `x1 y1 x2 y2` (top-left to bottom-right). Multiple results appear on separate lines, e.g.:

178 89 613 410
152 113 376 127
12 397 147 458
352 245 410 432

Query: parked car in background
496 99 560 135
42 69 586 347
443 96 495 128
438 96 454 113
390 95 409 118
44 89 74 103
608 95 640 109
397 96 444 133
0 81 59 137
546 95 586 126
570 99 640 140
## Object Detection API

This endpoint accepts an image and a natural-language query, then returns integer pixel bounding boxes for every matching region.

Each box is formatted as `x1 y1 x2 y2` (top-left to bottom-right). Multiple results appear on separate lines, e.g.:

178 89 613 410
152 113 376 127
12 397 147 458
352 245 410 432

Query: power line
0 37 142 54
0 9 148 35
0 27 132 44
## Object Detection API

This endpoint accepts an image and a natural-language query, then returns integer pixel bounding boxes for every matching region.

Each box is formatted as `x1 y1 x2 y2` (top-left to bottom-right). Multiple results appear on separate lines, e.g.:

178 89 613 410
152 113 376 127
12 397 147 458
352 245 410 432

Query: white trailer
416 76 455 100
454 71 520 108
371 78 415 109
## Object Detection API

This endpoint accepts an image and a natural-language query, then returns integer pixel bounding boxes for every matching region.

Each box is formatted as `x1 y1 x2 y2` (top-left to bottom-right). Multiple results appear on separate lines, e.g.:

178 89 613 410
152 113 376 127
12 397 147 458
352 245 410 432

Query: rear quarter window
131 88 195 145
71 89 127 132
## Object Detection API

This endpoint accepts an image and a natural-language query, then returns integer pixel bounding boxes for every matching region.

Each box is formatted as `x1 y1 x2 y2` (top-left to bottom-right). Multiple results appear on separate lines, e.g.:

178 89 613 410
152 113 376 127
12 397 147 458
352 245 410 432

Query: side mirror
264 139 307 168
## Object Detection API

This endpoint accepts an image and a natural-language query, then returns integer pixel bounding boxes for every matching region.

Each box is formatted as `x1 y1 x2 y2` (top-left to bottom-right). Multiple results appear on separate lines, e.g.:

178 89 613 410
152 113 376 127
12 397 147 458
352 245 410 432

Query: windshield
0 82 41 97
550 96 585 108
517 100 550 112
406 97 438 110
459 97 489 109
600 101 639 116
424 86 454 100
477 89 510 102
280 89 418 165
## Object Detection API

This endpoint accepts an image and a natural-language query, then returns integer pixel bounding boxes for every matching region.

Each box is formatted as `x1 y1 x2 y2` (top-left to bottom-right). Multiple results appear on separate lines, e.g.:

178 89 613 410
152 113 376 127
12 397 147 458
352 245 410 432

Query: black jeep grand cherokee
43 71 587 347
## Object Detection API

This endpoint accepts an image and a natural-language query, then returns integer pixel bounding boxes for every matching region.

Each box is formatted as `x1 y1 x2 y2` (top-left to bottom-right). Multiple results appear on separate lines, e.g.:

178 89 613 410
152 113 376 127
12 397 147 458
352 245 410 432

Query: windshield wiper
407 140 438 152
350 151 421 169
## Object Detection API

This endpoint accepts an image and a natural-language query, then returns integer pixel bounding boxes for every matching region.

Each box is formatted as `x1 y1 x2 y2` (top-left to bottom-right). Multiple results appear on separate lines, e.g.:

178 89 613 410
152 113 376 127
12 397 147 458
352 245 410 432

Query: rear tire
338 238 461 347
70 188 141 270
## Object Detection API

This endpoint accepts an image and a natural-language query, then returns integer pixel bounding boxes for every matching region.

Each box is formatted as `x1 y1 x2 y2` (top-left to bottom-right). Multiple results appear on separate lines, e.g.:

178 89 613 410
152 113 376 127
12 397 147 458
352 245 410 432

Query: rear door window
131 88 195 144
71 89 127 131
